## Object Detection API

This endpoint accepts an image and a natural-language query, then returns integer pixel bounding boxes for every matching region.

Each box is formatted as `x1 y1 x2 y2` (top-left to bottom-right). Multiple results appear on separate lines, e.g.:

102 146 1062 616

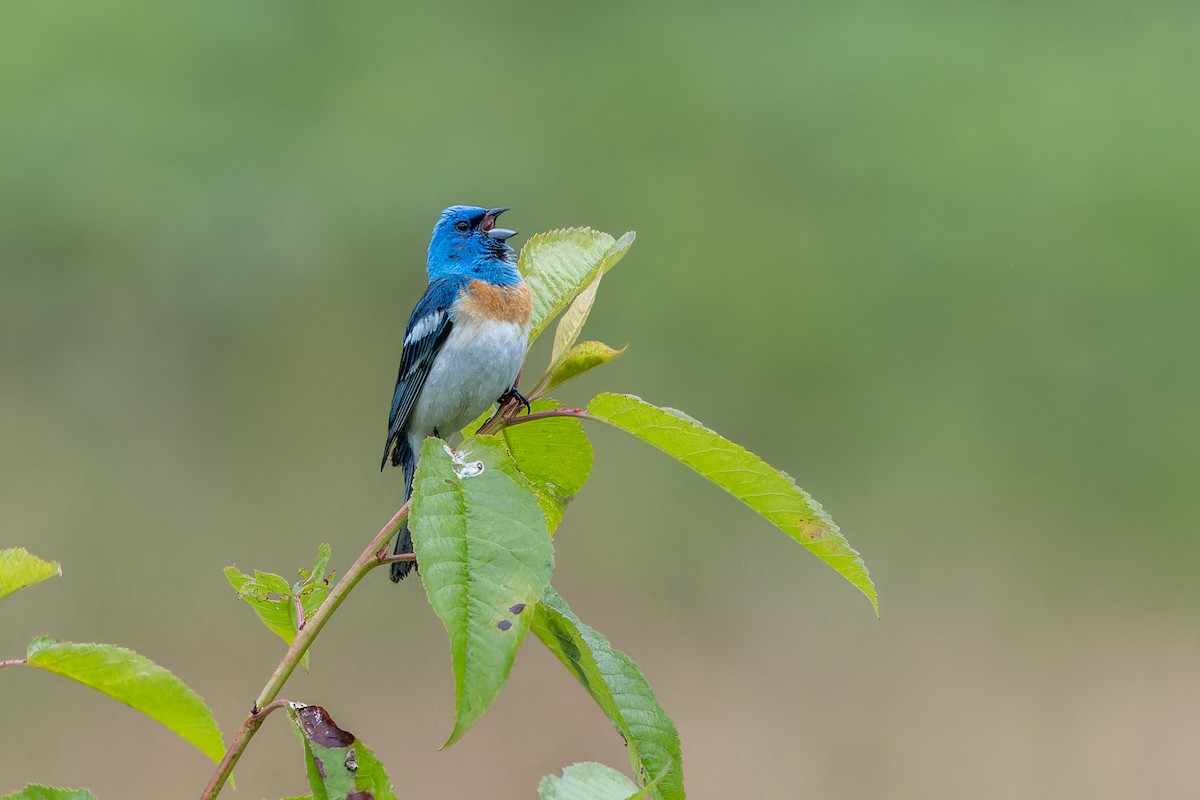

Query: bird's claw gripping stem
498 385 531 414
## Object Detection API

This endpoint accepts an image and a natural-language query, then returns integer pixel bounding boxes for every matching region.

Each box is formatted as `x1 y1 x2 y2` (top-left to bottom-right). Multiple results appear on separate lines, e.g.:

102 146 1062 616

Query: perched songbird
381 205 531 581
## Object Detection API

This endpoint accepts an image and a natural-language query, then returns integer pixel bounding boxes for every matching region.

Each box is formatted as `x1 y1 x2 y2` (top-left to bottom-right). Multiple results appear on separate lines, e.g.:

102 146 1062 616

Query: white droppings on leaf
443 443 486 479
458 460 485 478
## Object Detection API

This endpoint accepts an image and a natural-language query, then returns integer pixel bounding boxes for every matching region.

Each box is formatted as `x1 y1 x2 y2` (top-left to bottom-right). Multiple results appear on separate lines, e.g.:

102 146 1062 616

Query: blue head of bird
426 205 520 284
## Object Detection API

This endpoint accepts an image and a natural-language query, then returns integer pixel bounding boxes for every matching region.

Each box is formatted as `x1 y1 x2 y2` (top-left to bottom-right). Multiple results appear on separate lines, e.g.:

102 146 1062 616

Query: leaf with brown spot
533 588 684 800
410 435 553 747
287 704 397 800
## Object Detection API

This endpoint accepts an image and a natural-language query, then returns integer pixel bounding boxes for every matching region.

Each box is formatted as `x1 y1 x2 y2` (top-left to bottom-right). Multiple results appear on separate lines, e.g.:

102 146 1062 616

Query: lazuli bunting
381 205 530 581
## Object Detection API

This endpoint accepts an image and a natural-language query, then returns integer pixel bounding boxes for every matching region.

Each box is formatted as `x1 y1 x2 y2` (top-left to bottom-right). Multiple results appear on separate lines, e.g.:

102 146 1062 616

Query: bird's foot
498 385 531 415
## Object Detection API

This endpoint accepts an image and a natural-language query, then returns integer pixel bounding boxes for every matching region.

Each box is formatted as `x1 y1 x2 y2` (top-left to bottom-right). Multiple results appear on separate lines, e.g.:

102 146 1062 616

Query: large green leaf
532 588 684 800
0 547 61 602
502 399 594 533
410 435 554 747
1 788 97 800
520 228 635 342
24 637 225 763
587 393 879 615
539 762 665 800
224 544 333 667
288 703 397 800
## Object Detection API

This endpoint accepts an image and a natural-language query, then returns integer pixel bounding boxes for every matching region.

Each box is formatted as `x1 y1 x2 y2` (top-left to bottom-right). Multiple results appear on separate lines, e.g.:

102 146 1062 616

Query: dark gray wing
380 281 457 469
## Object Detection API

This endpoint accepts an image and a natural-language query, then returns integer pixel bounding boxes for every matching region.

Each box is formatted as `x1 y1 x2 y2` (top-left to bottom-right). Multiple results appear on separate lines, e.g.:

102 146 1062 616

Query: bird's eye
454 221 470 232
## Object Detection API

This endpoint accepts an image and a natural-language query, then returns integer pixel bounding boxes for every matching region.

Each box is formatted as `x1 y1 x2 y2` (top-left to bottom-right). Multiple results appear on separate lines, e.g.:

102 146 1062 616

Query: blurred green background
2 1 1197 797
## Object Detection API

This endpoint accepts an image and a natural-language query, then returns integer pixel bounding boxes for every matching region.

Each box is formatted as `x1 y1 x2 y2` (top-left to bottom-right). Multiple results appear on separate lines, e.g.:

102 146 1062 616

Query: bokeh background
2 1 1197 797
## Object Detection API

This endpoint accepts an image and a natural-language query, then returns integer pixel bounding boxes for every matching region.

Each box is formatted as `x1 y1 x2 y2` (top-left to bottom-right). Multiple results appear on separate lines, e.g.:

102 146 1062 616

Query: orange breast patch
463 280 532 326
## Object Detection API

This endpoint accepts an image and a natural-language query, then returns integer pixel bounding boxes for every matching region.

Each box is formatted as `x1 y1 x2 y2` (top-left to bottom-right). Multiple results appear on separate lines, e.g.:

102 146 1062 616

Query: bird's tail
390 445 418 582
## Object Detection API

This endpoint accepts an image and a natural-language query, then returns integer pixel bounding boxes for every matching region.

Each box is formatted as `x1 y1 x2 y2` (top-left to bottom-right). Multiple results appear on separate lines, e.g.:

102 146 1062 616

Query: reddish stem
504 408 602 427
377 553 419 565
198 699 292 799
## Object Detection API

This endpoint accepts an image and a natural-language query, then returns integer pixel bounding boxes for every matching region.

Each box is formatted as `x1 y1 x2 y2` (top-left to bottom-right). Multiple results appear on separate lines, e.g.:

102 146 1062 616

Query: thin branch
503 408 602 427
254 500 410 709
252 697 292 718
199 500 411 800
377 553 418 565
0 658 27 670
198 699 292 800
477 393 603 437
292 593 306 631
476 394 528 436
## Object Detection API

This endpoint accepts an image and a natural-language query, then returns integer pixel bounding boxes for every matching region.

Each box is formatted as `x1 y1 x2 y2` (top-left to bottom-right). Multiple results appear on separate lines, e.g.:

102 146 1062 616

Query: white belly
407 316 528 440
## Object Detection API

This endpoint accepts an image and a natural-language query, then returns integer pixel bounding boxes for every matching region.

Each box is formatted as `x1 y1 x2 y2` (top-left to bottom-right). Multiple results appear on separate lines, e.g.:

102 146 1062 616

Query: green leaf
224 544 333 668
410 435 554 746
0 547 61 601
532 588 684 800
224 568 295 644
24 637 225 763
540 341 626 396
550 273 603 369
1 787 97 800
288 703 397 800
300 543 333 590
587 393 879 615
520 229 636 342
502 399 594 532
538 762 645 800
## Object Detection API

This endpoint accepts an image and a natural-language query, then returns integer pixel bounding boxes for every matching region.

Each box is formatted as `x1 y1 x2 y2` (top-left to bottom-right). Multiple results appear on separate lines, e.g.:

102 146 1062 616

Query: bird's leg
497 384 531 415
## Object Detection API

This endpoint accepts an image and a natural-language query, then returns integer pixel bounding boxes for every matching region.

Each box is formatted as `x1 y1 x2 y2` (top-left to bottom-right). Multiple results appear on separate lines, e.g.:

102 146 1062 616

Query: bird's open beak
482 207 517 241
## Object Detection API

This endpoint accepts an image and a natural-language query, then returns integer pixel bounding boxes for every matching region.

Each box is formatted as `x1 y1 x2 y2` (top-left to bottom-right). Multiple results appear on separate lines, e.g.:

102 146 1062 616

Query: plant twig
504 408 602 427
198 698 292 799
199 500 411 800
476 393 601 437
292 593 306 631
0 658 27 670
476 394 528 436
377 553 419 564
